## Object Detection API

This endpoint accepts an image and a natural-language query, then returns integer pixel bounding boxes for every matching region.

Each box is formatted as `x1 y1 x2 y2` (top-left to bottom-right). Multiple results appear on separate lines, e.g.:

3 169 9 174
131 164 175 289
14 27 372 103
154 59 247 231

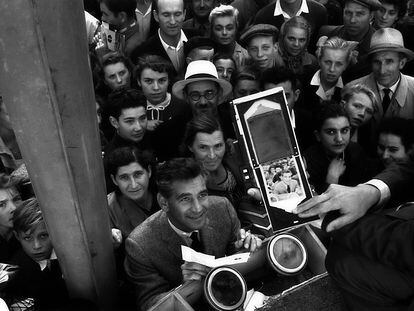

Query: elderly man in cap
348 28 414 130
172 60 235 137
240 24 279 72
319 0 382 81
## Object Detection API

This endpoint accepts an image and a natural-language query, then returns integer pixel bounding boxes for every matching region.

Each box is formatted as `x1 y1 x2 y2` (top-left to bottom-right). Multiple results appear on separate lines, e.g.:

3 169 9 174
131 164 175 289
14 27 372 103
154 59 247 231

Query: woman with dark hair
105 146 158 239
183 114 272 235
373 0 407 29
274 16 318 83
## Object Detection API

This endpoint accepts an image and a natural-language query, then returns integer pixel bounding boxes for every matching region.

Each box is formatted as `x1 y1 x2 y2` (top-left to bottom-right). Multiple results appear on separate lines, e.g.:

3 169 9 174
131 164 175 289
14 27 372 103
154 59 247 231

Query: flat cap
239 24 279 48
345 0 382 10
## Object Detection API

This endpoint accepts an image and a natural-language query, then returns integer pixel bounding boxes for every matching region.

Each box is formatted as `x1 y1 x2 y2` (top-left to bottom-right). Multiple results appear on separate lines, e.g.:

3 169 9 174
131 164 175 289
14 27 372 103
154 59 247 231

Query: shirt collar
37 249 57 271
274 0 309 19
310 70 343 100
119 21 136 34
167 218 196 243
135 2 152 16
377 75 400 95
158 29 188 50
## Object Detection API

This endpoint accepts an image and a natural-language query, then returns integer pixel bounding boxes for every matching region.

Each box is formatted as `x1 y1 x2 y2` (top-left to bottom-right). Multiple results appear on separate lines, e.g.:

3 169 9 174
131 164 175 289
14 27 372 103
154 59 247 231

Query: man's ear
183 9 186 20
157 193 169 212
109 116 119 130
13 231 19 240
314 130 321 142
153 10 159 23
110 174 118 187
118 11 128 24
293 89 300 103
186 57 192 65
399 56 407 70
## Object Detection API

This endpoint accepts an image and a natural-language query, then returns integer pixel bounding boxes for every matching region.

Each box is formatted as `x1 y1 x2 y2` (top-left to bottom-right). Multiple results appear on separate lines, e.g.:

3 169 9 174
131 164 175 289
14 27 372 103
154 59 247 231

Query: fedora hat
172 60 233 103
368 28 414 61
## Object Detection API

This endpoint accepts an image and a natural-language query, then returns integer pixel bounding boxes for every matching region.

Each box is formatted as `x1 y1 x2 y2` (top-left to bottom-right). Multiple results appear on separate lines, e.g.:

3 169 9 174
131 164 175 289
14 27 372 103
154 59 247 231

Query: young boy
5 198 68 309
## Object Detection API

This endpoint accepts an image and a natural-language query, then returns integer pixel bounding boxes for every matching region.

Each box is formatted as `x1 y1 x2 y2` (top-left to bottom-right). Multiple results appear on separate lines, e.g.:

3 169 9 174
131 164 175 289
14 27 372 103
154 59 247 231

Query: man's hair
212 52 236 66
378 117 414 150
341 83 378 111
184 114 223 148
156 158 206 198
99 0 137 19
153 0 185 12
101 52 133 78
184 36 215 58
314 102 350 131
231 66 260 87
260 67 300 91
315 36 358 64
105 146 153 177
209 5 239 29
0 173 16 190
107 89 147 120
134 55 173 82
13 198 44 234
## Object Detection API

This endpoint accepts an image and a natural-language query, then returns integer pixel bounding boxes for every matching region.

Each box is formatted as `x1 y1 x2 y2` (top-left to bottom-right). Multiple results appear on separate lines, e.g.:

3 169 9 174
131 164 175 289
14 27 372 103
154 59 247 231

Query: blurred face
110 107 148 142
104 62 131 91
16 222 53 262
100 2 123 28
192 0 216 19
214 59 235 82
281 172 292 183
189 130 225 172
0 188 19 231
283 27 308 57
111 162 151 201
377 133 409 167
374 3 399 28
139 68 169 105
187 48 215 62
344 92 374 127
234 79 260 98
186 80 220 116
247 36 276 70
160 175 209 232
343 2 373 38
154 0 186 38
264 80 299 111
320 49 348 85
212 16 236 46
316 117 351 156
372 51 405 87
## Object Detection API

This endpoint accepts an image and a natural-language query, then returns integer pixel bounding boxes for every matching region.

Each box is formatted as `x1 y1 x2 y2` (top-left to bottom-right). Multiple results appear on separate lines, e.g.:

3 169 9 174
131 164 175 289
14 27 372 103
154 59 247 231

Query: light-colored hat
368 28 414 61
172 60 233 102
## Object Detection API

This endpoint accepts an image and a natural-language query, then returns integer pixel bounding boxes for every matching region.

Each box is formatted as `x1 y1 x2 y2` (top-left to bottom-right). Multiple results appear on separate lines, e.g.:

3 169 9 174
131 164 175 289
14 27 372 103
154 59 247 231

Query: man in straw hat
172 59 235 138
348 28 414 129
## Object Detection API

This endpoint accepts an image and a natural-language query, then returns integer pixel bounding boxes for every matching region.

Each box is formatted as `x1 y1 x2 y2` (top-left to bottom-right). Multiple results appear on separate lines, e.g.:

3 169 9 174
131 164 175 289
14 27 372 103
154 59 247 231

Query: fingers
247 188 262 201
326 213 353 232
181 261 210 282
293 192 330 215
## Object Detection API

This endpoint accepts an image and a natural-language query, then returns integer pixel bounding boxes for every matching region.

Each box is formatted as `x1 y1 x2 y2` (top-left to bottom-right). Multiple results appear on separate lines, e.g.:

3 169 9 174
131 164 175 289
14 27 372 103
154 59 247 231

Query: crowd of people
1 0 414 309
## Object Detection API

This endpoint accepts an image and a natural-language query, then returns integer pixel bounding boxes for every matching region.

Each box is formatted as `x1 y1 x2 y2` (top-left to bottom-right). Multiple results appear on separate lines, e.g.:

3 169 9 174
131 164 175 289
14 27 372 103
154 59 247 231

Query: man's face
154 0 186 38
139 68 169 105
264 81 299 111
111 107 148 143
371 51 406 87
161 175 209 232
377 133 409 167
189 130 226 172
212 16 236 46
316 117 351 156
192 0 216 20
100 2 123 29
186 80 220 116
234 79 260 98
0 188 20 231
320 49 348 85
344 92 374 127
247 36 276 71
281 172 292 184
16 222 53 262
283 27 307 57
214 59 235 82
374 3 399 28
343 1 373 39
104 62 131 91
111 162 151 202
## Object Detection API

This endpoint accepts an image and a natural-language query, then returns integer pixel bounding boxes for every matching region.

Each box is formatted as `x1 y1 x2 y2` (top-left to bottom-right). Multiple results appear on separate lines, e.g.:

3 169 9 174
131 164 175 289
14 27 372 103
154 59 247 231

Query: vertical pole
0 1 117 309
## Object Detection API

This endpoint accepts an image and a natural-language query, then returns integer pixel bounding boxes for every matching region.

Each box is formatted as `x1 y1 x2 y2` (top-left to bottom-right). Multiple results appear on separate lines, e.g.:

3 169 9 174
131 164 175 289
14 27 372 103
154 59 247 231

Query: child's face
316 117 351 156
16 222 53 262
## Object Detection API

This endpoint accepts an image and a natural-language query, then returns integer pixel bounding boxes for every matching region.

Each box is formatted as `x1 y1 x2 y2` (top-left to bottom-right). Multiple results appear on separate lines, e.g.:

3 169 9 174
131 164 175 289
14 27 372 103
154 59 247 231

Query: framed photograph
231 87 315 231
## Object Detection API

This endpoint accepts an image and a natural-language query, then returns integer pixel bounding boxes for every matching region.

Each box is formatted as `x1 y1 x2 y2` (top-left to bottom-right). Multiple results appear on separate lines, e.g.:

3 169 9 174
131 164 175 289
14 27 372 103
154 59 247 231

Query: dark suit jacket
124 196 240 310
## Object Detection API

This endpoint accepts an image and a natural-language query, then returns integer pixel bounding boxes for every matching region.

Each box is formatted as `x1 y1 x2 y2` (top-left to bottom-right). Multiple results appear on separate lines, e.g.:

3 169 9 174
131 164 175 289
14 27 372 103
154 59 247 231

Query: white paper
181 246 250 268
243 289 267 311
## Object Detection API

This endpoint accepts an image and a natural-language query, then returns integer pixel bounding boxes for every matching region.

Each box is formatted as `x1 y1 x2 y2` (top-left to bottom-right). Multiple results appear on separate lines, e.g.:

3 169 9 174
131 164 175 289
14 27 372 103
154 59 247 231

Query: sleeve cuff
364 179 390 209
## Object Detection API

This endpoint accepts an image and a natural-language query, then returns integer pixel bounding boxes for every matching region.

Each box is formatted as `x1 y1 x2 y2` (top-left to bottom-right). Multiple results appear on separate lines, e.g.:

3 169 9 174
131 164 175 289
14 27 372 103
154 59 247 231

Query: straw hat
172 60 233 102
368 28 414 61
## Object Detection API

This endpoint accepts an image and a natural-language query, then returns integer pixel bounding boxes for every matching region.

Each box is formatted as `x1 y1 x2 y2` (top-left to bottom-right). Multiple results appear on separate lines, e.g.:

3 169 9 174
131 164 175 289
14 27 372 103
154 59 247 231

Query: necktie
286 184 291 193
382 88 391 113
190 231 203 252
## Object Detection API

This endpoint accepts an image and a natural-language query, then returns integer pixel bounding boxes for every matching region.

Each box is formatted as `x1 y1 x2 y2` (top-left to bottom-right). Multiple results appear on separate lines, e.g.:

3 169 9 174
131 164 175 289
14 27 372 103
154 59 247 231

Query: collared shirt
274 0 309 19
310 70 343 101
147 93 171 120
377 76 400 101
364 179 390 208
168 218 197 246
37 249 57 271
158 29 188 73
135 3 152 42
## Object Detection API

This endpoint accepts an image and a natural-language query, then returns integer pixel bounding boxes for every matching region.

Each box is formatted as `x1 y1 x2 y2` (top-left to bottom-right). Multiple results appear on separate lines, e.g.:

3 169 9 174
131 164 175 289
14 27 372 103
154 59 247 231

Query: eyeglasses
188 90 218 101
